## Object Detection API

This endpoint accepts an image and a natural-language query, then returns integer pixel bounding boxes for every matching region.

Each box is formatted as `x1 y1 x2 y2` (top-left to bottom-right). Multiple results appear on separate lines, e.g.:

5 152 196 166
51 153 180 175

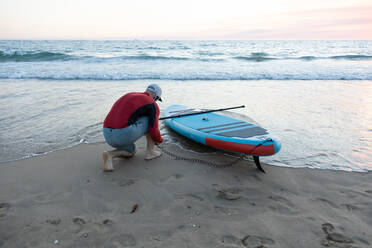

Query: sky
0 0 371 40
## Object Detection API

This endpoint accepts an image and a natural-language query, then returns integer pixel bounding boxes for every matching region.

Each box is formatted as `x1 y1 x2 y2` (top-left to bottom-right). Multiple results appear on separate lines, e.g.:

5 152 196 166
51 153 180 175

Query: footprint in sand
313 197 339 208
268 195 297 215
341 203 361 211
118 179 136 187
217 188 242 201
106 234 136 247
73 217 86 225
102 219 114 225
89 219 115 234
321 223 335 234
184 194 204 202
242 235 275 248
0 203 10 217
72 217 86 233
46 218 61 225
320 223 370 247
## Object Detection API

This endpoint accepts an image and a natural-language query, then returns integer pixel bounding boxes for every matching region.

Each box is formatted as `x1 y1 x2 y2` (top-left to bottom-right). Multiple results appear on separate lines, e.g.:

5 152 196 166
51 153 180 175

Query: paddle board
163 105 281 172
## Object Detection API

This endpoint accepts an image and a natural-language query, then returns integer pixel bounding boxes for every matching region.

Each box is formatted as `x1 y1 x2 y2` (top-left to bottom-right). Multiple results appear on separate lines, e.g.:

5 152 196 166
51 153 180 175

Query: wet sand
0 138 371 248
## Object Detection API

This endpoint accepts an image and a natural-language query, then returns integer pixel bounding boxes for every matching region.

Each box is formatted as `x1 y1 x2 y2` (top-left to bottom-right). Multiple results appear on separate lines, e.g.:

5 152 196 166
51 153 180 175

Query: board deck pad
215 126 268 138
163 105 281 156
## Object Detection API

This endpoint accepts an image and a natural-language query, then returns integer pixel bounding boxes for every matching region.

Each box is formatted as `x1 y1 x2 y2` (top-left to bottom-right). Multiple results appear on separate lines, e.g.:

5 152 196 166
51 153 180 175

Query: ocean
0 40 371 171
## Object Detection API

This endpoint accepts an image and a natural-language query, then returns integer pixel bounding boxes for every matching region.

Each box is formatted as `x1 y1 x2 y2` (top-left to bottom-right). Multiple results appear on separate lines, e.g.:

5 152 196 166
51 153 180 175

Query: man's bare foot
102 151 114 172
119 148 137 158
145 149 162 160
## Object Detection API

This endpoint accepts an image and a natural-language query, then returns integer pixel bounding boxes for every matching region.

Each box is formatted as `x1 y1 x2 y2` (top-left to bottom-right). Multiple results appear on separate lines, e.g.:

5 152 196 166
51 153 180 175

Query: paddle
159 105 245 120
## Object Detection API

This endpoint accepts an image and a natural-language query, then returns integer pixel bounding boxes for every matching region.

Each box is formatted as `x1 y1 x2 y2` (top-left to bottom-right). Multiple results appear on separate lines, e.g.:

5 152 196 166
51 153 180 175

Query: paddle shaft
159 105 245 120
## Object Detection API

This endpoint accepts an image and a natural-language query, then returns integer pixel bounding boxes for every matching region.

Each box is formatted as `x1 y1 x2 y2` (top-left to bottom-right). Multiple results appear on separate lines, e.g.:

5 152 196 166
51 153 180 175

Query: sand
0 137 371 248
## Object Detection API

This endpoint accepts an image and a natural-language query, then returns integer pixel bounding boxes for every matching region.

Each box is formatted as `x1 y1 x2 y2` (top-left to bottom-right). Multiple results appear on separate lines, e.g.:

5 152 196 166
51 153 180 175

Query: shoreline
1 138 371 247
1 139 369 173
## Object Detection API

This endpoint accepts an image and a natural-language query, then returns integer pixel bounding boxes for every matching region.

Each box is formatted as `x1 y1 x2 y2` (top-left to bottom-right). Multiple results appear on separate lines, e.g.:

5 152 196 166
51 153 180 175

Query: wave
298 55 372 61
298 56 317 61
140 46 190 50
234 56 275 62
0 51 75 62
169 46 191 50
251 52 269 57
115 55 190 61
234 54 372 62
0 51 192 62
330 55 372 60
234 52 272 62
2 50 372 63
145 46 163 50
113 55 222 62
197 51 225 56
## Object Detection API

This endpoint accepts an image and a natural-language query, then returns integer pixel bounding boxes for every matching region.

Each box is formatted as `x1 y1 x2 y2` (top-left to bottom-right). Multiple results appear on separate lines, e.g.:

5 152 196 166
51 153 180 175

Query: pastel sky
1 0 371 39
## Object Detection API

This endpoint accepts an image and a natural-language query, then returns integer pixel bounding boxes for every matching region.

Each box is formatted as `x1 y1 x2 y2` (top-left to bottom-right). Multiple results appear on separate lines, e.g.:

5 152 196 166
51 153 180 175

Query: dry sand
0 137 371 248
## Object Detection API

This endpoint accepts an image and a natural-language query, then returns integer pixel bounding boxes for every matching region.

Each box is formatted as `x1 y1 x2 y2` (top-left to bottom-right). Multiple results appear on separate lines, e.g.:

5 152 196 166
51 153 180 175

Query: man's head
146 84 162 102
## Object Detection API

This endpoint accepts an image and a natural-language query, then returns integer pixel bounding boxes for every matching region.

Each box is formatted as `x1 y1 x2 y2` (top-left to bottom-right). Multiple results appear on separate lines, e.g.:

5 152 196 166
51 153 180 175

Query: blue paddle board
163 105 281 170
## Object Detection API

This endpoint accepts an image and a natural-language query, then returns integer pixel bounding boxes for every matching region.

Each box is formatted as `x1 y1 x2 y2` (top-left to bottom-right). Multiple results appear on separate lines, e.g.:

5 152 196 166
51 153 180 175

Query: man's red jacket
103 92 163 143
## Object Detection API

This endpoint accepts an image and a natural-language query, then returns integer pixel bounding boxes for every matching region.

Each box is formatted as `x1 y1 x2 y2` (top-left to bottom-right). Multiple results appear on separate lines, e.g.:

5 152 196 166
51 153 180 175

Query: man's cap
146 84 162 102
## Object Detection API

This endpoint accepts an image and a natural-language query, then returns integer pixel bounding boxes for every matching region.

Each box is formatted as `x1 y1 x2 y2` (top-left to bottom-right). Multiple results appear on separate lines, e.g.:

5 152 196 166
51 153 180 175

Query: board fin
253 156 265 173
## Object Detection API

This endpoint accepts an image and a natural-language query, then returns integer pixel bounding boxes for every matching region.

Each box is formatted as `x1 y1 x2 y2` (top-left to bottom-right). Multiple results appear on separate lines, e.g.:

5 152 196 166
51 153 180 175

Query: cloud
219 5 372 40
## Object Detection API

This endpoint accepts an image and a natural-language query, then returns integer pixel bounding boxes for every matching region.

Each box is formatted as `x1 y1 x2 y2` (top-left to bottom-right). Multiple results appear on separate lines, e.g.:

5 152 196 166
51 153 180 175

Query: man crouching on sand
102 84 163 172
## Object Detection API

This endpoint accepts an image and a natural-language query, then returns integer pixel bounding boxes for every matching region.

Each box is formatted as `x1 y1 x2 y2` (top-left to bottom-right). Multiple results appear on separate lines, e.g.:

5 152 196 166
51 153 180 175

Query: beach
1 40 372 247
1 138 371 248
1 0 372 243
